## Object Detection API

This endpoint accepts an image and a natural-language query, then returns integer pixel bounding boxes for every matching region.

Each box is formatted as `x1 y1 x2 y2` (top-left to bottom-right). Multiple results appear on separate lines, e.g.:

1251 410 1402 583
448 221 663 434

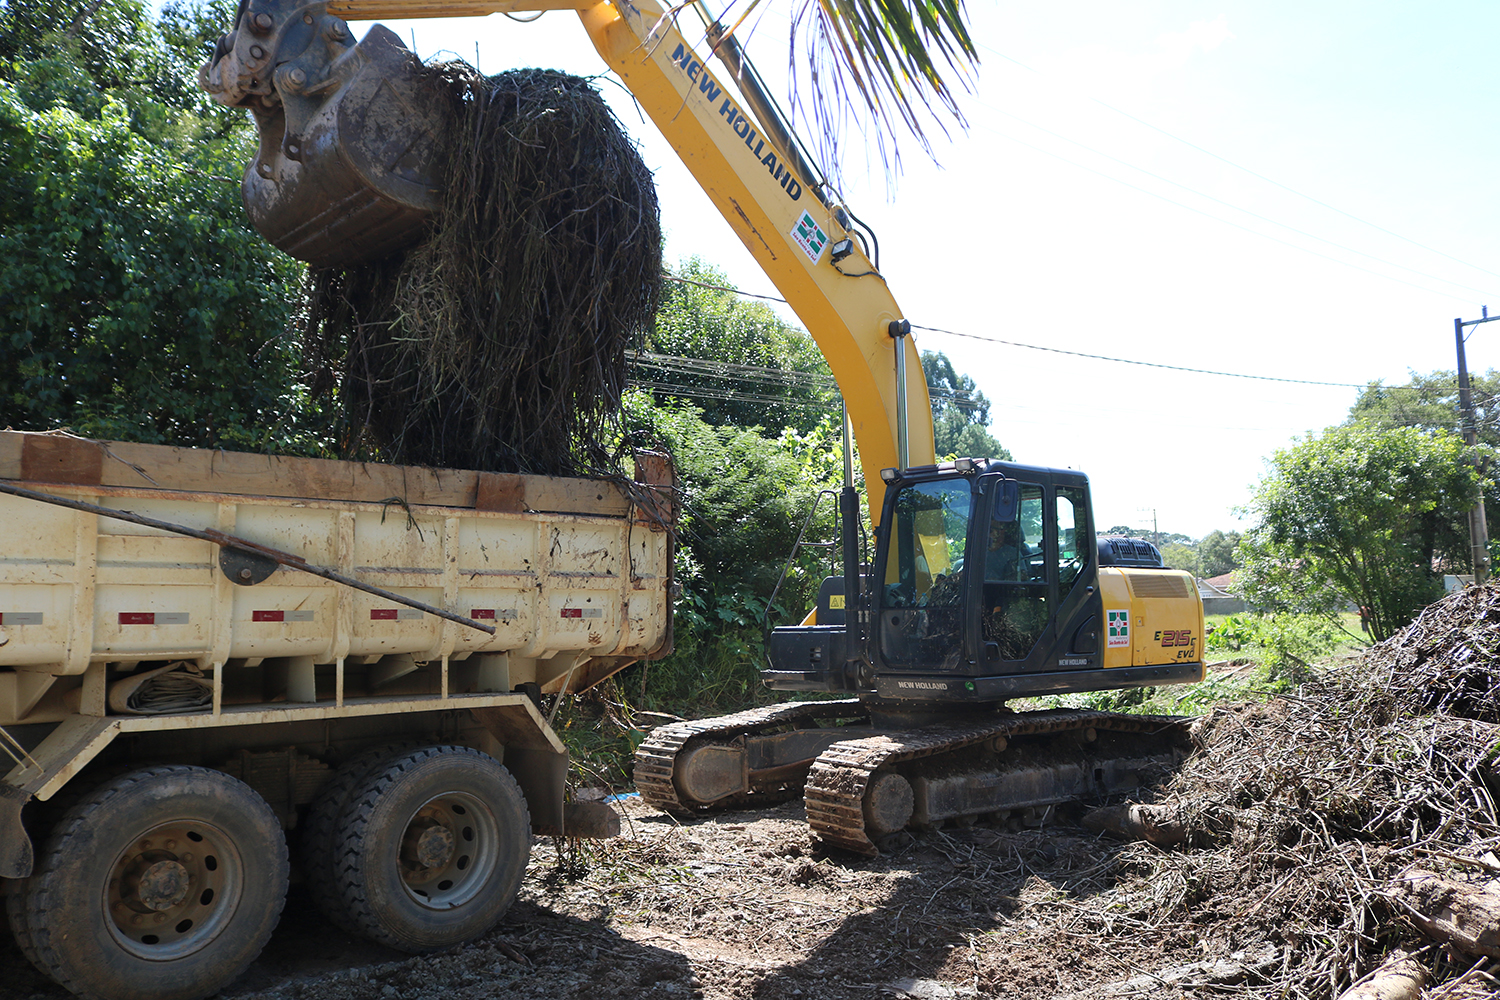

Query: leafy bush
620 392 847 716
0 1 325 453
1207 612 1340 679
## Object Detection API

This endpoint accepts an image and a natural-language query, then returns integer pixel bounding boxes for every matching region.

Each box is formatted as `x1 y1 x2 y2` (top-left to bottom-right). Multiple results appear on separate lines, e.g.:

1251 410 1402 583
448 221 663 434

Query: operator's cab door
978 480 1048 660
978 473 1099 672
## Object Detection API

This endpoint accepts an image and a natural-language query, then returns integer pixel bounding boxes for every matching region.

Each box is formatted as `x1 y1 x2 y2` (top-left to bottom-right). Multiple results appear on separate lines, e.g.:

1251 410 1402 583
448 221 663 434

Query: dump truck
0 429 674 1000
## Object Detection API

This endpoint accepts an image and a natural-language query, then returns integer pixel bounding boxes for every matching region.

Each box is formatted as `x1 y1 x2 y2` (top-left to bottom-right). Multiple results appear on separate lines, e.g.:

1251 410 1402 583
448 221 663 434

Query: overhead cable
661 274 1373 388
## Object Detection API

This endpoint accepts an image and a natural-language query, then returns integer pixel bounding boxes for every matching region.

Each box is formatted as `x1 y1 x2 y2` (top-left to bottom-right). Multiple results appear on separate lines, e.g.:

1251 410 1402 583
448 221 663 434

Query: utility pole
1456 308 1497 584
1137 507 1159 549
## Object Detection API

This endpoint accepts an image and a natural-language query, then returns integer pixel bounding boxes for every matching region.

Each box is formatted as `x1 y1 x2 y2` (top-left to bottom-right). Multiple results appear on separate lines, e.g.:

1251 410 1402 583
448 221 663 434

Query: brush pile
303 65 661 476
1376 585 1500 722
1067 585 1500 998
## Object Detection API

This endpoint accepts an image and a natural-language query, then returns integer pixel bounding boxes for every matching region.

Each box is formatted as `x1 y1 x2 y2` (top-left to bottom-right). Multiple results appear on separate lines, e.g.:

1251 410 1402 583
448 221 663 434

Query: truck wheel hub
403 821 455 870
134 858 192 911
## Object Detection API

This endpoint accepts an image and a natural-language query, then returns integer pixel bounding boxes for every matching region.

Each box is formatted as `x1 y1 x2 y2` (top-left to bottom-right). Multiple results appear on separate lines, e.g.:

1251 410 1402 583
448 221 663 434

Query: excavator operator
985 520 1022 583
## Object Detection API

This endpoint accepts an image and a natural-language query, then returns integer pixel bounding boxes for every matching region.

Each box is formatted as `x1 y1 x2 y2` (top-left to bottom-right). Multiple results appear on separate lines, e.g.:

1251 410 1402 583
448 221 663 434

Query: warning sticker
790 210 828 263
1107 610 1130 648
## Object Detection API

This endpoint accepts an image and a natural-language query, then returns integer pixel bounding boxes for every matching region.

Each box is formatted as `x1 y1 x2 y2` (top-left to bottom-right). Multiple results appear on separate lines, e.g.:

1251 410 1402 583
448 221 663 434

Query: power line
909 321 1364 387
661 274 1376 388
627 350 989 409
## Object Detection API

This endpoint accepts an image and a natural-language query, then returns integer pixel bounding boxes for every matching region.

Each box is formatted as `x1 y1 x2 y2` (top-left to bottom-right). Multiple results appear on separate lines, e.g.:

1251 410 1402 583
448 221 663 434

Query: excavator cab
765 460 1115 703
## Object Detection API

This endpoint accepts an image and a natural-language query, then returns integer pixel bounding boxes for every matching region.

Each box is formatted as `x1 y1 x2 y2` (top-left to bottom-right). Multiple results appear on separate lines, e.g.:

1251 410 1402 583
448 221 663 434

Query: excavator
202 0 1205 856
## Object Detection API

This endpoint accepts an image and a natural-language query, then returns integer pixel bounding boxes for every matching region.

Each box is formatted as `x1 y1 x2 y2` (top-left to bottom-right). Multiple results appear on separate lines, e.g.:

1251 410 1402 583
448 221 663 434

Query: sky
336 1 1500 539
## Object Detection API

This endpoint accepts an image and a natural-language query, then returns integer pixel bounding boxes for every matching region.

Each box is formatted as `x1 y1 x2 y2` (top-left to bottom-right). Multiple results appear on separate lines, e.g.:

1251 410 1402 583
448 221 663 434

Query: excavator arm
203 0 935 521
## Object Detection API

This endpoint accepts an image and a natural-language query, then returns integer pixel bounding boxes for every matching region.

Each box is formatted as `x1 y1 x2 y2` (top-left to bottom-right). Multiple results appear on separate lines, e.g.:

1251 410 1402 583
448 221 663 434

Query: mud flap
504 746 568 837
0 783 32 879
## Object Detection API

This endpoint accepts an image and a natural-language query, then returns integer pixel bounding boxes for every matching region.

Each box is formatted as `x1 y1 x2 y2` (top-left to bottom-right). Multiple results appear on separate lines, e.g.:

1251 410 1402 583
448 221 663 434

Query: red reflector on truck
118 612 189 625
252 610 315 622
370 609 423 621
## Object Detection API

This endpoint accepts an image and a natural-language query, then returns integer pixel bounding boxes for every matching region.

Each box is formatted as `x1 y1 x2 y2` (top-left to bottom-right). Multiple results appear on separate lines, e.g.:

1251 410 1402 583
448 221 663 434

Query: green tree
1236 425 1479 641
0 1 320 452
920 350 1012 460
1197 529 1242 578
1160 543 1199 576
621 390 845 712
639 258 836 434
1348 370 1500 444
1348 369 1500 536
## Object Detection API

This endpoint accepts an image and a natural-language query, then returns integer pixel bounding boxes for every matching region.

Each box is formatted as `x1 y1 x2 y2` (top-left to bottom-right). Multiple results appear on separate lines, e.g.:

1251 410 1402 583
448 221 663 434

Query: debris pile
1074 585 1500 998
303 65 661 477
1375 584 1500 722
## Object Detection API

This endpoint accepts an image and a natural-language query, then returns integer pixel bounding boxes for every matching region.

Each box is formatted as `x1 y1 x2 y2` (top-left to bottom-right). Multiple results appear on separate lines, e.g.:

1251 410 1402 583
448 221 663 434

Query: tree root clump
303 65 661 477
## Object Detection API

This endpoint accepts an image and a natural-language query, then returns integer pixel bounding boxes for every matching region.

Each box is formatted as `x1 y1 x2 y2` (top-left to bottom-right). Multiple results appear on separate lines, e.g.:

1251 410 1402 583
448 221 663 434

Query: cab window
982 483 1048 661
1056 485 1089 590
879 478 973 671
881 479 972 608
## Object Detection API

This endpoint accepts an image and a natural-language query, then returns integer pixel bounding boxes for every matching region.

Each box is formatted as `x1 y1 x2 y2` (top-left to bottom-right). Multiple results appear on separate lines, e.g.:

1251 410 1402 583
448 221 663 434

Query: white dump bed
0 431 674 725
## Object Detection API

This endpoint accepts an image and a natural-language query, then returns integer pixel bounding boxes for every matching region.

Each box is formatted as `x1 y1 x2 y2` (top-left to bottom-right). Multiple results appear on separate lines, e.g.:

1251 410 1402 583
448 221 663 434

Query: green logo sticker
1107 610 1130 648
790 210 828 263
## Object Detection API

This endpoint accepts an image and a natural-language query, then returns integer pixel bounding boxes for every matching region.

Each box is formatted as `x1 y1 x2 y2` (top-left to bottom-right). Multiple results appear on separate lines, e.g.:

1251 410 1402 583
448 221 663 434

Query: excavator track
804 709 1192 856
635 699 867 813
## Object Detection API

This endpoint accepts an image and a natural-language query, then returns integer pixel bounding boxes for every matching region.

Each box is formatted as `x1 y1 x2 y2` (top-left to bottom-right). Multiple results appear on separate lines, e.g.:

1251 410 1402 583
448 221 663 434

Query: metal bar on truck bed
0 480 497 635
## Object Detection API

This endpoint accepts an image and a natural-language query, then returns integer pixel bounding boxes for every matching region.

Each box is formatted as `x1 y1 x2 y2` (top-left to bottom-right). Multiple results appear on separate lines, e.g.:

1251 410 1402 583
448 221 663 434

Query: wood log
1080 802 1189 846
1393 868 1500 958
1335 950 1425 1000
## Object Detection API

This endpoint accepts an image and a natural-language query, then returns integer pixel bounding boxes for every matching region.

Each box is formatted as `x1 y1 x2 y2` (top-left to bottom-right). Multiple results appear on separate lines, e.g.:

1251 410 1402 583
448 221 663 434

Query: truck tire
301 740 425 933
332 745 530 952
6 765 288 1000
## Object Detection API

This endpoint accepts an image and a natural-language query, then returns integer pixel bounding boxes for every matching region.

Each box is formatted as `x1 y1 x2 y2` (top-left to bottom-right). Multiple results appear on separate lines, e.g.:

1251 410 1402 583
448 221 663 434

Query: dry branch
1049 949 1279 999
1393 869 1500 958
1080 801 1190 846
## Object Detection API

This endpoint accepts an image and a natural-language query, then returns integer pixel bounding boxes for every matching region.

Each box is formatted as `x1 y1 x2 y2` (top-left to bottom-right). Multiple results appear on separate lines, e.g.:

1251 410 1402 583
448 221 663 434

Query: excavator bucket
200 3 449 268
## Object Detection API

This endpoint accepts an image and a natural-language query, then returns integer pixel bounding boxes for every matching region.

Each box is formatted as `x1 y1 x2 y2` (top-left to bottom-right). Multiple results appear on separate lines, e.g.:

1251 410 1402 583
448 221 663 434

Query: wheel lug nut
181 853 193 862
164 839 177 850
154 913 166 923
130 915 142 926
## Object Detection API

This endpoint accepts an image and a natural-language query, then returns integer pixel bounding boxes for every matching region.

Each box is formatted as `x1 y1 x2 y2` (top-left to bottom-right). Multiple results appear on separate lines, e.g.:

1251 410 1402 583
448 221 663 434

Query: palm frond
716 0 978 188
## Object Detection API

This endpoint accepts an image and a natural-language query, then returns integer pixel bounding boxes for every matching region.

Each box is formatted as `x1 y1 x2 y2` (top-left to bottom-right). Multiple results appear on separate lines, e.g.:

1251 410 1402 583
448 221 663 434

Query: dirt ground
14 594 1500 1000
2 795 1232 1000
